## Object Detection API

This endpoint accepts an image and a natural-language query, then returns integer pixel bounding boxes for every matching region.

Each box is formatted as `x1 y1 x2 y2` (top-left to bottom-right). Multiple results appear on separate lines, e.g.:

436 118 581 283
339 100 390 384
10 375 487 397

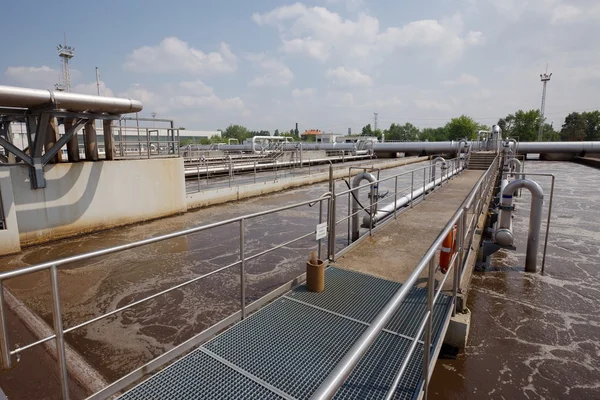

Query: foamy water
431 161 600 400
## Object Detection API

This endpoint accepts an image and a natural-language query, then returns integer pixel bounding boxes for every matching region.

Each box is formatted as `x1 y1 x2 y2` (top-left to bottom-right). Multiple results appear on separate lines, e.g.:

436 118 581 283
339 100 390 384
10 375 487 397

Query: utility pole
538 65 552 141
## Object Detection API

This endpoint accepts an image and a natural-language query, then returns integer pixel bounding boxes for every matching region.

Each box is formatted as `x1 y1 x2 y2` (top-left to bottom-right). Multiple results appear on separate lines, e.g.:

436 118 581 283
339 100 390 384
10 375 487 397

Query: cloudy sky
1 0 599 133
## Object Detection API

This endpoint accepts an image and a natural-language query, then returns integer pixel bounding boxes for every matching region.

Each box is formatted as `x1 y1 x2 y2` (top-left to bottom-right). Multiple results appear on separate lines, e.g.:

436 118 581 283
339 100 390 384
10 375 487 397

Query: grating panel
386 286 452 340
118 348 284 400
334 332 424 400
117 266 453 400
205 297 367 399
288 267 402 323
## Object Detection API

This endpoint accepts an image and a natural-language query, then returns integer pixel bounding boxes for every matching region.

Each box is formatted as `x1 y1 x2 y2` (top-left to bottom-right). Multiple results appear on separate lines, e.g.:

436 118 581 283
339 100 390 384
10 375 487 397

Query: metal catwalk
118 267 452 400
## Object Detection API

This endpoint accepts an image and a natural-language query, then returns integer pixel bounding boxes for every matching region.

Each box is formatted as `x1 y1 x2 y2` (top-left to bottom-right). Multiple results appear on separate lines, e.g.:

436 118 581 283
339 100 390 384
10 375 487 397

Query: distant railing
114 128 180 159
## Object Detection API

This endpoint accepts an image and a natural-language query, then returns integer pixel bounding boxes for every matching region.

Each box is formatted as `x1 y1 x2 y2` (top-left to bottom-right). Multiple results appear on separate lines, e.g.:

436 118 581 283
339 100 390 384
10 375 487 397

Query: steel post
394 176 398 219
0 281 12 370
410 171 414 208
50 266 70 400
318 199 323 260
239 219 246 319
423 257 435 399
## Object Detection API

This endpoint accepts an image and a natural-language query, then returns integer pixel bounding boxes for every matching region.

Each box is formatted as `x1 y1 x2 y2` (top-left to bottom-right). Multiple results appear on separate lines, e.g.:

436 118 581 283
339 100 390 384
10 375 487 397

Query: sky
1 0 599 133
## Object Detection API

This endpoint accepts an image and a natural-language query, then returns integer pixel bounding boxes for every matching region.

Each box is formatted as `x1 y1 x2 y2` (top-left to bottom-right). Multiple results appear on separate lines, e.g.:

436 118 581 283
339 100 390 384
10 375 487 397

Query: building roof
302 129 323 135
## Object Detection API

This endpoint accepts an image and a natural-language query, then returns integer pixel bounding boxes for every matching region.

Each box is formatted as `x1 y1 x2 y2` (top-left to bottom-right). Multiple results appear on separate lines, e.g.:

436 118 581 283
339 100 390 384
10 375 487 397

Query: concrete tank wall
9 158 187 246
0 169 21 255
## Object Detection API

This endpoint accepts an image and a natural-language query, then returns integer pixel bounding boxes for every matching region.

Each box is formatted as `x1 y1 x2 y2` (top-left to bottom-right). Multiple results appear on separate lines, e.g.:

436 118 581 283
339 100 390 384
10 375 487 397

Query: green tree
498 110 541 141
274 129 280 136
420 127 448 141
582 111 600 140
560 112 586 141
361 124 373 136
223 124 249 142
385 122 420 141
444 115 480 140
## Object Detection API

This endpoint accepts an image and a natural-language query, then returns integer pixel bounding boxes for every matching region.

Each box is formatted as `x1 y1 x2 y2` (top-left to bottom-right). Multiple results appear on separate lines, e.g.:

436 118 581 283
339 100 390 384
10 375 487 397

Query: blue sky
1 0 599 133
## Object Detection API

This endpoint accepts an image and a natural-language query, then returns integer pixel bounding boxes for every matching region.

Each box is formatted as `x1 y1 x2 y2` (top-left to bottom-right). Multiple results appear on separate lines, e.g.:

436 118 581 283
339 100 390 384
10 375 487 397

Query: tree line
181 109 600 145
363 110 600 142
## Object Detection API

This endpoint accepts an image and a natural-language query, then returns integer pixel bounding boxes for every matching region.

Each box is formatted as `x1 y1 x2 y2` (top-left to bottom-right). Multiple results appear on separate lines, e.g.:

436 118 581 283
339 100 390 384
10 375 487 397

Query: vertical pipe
103 120 114 160
0 281 12 370
239 219 246 319
84 120 98 161
65 118 80 162
423 257 435 399
50 266 70 400
44 117 62 163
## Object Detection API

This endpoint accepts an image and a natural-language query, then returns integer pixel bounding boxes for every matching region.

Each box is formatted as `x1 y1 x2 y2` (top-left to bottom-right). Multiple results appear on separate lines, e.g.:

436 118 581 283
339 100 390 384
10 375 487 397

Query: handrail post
318 199 324 260
196 165 200 193
50 265 70 400
0 281 12 370
369 183 374 236
410 171 414 208
239 219 246 319
423 257 435 399
393 176 398 219
423 167 427 200
453 210 464 316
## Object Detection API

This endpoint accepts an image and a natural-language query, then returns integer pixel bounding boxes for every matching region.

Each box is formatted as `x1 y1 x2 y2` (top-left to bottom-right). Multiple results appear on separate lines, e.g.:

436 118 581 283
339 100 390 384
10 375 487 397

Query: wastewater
0 158 437 387
430 161 600 399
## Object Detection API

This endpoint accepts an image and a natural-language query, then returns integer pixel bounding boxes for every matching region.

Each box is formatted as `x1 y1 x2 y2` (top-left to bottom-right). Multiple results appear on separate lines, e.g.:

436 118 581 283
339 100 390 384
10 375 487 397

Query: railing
312 155 499 399
330 156 466 260
0 194 330 400
0 153 498 400
114 128 180 159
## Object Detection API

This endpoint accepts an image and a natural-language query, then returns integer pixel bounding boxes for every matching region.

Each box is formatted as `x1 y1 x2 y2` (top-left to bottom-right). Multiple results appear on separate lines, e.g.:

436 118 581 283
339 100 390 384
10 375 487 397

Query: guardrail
114 128 180 159
0 153 497 400
312 155 499 399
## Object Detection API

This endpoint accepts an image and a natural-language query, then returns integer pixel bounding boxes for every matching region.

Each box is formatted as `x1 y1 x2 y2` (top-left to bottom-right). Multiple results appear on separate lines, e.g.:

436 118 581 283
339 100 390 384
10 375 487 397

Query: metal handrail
311 156 498 400
0 192 331 400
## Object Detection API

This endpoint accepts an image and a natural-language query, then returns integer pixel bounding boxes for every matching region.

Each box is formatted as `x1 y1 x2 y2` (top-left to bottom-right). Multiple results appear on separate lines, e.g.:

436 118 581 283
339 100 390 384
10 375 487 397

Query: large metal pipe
205 140 600 155
0 85 143 113
351 172 377 241
495 179 544 272
251 136 289 154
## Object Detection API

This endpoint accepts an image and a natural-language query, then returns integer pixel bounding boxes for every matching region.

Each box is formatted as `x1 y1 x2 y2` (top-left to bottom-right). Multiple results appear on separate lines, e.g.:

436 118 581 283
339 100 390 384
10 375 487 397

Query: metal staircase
467 151 497 170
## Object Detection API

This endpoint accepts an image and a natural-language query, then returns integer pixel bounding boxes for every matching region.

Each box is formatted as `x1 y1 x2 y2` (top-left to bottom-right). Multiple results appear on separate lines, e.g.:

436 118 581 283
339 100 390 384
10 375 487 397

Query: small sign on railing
316 222 327 240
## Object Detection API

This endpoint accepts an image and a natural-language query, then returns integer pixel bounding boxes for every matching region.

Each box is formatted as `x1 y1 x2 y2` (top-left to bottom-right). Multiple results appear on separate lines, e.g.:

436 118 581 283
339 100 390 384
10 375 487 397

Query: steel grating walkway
118 267 453 400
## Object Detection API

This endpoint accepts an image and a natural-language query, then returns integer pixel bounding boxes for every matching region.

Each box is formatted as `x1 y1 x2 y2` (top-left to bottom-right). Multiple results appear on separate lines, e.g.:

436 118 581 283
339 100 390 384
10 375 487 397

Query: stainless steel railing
311 155 499 399
0 194 330 400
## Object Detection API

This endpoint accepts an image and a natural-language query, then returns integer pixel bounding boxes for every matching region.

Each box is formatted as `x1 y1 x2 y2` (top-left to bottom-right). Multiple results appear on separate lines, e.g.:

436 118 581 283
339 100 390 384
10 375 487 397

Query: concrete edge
574 157 600 169
3 288 109 395
185 156 429 210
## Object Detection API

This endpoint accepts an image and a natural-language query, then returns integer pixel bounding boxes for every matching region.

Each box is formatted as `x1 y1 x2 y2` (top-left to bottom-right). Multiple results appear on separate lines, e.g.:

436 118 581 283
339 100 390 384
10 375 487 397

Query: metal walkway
118 267 452 400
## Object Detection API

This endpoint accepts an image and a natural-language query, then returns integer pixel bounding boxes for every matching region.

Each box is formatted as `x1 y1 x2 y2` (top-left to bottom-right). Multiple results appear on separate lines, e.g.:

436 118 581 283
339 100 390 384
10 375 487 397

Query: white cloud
292 87 316 98
325 66 372 86
124 37 237 74
253 4 484 63
72 81 115 97
414 99 453 112
4 65 82 89
246 53 294 87
443 73 479 87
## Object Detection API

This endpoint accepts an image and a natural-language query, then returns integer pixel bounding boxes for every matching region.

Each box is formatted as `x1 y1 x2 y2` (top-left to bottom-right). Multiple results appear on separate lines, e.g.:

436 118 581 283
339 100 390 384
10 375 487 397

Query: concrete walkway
333 169 484 283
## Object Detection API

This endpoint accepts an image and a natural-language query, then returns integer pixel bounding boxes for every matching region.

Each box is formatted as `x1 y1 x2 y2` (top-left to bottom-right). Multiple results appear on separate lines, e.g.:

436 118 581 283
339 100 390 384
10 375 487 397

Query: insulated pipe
351 172 377 241
0 84 143 113
363 165 463 227
508 158 522 177
495 179 544 272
